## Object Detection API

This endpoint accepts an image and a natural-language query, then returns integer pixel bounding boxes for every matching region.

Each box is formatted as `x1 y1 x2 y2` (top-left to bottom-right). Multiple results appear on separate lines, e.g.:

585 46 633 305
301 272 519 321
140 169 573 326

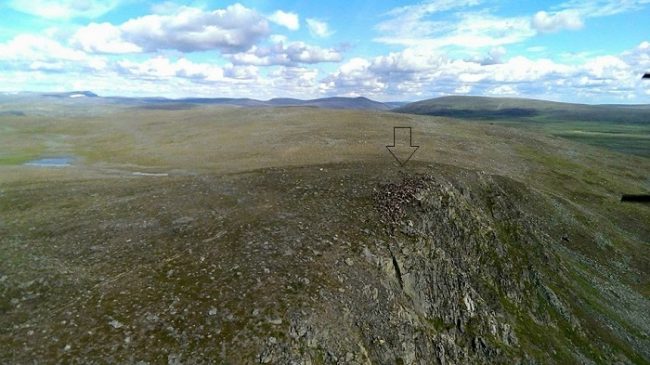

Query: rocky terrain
1 161 648 364
1 105 648 363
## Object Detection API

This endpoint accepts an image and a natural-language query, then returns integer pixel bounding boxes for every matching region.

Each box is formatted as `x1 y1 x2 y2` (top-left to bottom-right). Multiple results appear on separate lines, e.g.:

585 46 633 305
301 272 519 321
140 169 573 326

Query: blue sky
0 0 649 103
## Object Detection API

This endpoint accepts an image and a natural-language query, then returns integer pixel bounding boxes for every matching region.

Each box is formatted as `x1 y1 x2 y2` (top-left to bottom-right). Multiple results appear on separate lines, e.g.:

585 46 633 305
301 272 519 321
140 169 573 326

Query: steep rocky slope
1 161 647 364
254 164 649 364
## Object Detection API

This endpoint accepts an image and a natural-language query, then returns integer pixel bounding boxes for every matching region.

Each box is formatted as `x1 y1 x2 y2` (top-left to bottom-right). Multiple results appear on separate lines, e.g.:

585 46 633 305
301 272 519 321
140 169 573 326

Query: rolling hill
395 96 650 157
395 95 650 123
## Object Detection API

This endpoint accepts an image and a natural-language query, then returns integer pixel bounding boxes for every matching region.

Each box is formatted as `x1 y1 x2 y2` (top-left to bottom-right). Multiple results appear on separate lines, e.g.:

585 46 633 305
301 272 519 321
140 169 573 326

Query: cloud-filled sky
1 0 649 103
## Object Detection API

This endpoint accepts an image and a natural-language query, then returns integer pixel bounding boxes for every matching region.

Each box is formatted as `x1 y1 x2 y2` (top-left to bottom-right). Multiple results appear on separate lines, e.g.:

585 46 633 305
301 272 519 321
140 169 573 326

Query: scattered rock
172 216 194 225
108 319 124 329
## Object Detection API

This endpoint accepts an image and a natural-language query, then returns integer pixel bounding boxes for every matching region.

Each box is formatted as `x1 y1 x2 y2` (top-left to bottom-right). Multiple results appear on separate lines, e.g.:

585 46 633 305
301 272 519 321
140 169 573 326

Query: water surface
24 157 73 167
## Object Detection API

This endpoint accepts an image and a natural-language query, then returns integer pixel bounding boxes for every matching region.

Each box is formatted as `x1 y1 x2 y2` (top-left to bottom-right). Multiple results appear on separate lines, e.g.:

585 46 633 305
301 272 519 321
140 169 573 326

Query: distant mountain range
175 96 396 110
1 92 648 123
6 91 400 111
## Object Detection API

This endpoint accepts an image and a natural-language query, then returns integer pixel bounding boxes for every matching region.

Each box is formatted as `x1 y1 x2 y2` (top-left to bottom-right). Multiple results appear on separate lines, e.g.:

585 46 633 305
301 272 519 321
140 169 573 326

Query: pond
24 157 74 167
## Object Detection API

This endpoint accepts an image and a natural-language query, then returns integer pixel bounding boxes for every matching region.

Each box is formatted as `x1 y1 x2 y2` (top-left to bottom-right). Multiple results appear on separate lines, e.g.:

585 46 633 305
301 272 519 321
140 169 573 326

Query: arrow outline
386 126 419 167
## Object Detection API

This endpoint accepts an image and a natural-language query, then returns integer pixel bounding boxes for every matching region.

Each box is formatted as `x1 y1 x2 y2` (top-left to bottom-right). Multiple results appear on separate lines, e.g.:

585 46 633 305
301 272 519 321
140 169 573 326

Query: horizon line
3 90 650 106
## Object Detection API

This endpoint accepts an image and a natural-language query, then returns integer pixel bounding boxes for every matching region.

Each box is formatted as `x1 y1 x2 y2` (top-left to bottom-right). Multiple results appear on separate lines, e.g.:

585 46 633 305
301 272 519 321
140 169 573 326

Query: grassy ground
395 96 650 157
499 118 650 157
0 105 648 363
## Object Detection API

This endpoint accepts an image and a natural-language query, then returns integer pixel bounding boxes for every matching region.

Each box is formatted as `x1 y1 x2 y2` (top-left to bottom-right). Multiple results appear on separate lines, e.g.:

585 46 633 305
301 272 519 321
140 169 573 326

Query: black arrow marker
386 126 419 167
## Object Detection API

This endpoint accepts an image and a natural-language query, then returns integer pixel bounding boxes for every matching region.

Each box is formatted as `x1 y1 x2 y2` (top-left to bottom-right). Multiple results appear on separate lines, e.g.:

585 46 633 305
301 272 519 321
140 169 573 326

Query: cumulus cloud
490 56 573 82
120 4 269 53
582 55 630 79
269 67 319 94
306 19 333 38
466 46 507 65
622 41 650 70
0 35 87 62
71 4 269 54
319 43 646 101
110 56 321 98
268 10 300 31
115 56 261 83
8 0 120 19
0 34 107 72
532 10 583 33
2 0 649 103
117 57 211 80
71 23 141 54
229 41 341 66
485 46 507 64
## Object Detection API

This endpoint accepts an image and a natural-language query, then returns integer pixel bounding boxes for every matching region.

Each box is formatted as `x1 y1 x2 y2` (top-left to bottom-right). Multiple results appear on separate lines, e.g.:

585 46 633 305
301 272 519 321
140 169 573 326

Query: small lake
24 157 74 167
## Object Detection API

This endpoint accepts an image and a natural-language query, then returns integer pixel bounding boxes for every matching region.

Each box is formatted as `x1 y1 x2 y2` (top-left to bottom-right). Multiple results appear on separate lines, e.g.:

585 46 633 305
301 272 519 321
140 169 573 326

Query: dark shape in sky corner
386 127 419 167
643 73 650 79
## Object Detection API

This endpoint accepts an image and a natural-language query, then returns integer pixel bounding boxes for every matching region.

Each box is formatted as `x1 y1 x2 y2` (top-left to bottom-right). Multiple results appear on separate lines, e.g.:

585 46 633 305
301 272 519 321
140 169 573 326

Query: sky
0 0 649 103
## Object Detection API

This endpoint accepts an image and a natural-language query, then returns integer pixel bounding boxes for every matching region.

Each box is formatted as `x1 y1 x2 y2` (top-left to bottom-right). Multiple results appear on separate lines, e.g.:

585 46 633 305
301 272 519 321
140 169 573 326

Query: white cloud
116 56 259 83
0 35 87 62
583 55 630 79
0 34 108 74
8 0 120 19
487 85 518 95
116 57 262 82
269 67 319 93
376 10 535 51
223 64 259 80
454 84 473 94
71 23 141 54
529 0 650 35
369 48 445 73
72 4 270 54
270 34 289 43
489 56 573 82
320 57 385 96
484 46 507 64
532 10 583 33
385 0 481 16
375 0 644 56
268 10 300 31
230 41 341 66
622 41 650 70
318 44 647 101
1 0 648 103
376 0 479 39
554 0 650 17
150 1 184 15
111 56 316 97
3 39 647 102
306 19 333 38
120 4 269 53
